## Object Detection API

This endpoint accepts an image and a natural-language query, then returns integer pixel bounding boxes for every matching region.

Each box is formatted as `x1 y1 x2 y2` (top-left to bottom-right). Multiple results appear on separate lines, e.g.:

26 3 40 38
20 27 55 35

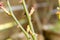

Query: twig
22 0 34 32
1 7 11 15
6 0 30 40
22 0 37 40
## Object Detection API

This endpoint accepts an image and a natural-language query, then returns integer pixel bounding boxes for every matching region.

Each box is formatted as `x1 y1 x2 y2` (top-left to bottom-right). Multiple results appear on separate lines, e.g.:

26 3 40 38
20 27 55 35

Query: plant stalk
22 0 37 40
6 0 30 40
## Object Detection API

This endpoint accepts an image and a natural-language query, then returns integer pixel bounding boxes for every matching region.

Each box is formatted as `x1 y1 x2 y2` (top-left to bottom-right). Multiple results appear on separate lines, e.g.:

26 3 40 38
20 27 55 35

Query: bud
29 4 37 16
0 2 11 15
0 2 3 8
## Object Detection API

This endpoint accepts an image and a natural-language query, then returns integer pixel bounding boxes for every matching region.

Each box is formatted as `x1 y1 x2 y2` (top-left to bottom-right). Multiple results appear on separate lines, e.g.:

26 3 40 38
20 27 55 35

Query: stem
22 0 34 32
6 0 30 40
22 0 37 40
58 0 60 7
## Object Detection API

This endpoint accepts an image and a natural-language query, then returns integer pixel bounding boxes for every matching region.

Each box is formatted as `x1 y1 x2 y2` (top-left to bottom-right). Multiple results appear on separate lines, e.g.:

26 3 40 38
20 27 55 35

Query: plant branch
22 0 37 40
6 0 30 40
22 0 34 32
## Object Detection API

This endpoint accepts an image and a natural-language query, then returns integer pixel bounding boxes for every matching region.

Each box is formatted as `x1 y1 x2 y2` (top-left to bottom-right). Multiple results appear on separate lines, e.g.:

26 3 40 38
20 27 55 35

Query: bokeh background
0 0 60 40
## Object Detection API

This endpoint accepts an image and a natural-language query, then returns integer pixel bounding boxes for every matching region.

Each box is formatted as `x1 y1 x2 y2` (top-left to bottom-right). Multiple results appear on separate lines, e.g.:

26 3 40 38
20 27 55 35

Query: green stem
22 0 37 40
58 0 60 7
22 0 34 33
6 0 30 40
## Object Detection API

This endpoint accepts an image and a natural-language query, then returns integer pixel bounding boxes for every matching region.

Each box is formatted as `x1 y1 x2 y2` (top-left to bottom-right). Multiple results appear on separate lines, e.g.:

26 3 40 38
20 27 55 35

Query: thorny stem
22 0 37 40
6 0 30 40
